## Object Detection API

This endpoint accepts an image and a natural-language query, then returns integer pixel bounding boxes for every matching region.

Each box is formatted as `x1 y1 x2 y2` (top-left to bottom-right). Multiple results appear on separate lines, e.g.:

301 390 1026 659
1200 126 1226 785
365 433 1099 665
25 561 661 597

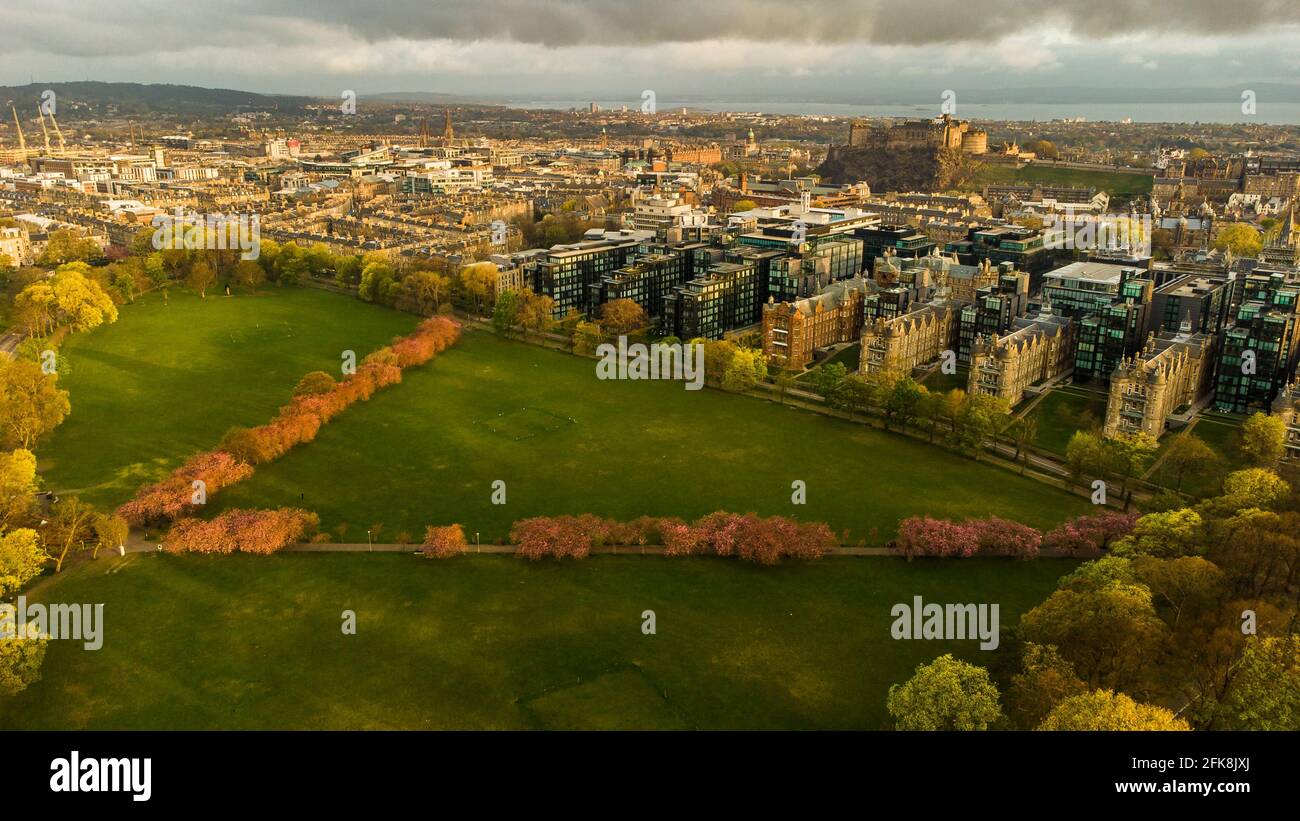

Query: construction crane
36 106 51 154
48 109 67 152
9 103 27 158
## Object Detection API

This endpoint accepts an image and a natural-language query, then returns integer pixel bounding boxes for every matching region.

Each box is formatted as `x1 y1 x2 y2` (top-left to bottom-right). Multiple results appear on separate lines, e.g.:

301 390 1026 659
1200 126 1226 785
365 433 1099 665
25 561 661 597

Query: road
0 331 21 358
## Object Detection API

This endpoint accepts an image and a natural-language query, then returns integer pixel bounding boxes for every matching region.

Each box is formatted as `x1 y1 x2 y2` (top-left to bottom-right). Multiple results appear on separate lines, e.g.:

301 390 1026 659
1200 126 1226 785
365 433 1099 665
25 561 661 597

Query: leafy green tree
0 357 71 451
1020 582 1168 689
0 449 38 531
1213 222 1263 257
810 362 848 409
1006 643 1088 729
885 376 924 430
1159 433 1219 491
950 392 1009 457
1132 556 1223 629
1215 468 1290 513
572 321 603 357
775 369 798 406
293 371 336 398
1108 431 1159 506
186 257 216 298
832 375 872 421
1238 412 1286 467
1038 690 1190 730
0 528 45 598
1217 636 1300 730
0 622 47 696
492 290 522 337
1111 509 1203 558
886 654 1003 731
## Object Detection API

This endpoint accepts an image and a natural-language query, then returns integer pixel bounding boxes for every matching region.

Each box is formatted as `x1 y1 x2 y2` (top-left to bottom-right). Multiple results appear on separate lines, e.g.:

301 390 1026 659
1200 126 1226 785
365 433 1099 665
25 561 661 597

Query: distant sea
500 99 1300 125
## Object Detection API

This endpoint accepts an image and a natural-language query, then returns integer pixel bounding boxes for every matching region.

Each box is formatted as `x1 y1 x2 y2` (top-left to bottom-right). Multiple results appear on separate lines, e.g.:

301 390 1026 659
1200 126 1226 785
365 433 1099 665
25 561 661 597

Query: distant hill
0 82 317 117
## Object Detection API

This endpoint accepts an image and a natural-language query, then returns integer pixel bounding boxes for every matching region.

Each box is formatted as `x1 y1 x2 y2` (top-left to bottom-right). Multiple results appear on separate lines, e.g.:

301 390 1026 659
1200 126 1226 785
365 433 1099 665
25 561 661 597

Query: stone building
1271 379 1300 459
762 277 870 370
859 301 956 375
968 310 1075 406
1103 326 1215 438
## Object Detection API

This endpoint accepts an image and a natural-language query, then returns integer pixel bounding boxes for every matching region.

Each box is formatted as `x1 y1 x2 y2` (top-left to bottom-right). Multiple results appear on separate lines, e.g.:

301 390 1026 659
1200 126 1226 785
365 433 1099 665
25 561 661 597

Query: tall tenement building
1103 324 1216 438
761 277 870 370
859 302 956 376
967 310 1076 406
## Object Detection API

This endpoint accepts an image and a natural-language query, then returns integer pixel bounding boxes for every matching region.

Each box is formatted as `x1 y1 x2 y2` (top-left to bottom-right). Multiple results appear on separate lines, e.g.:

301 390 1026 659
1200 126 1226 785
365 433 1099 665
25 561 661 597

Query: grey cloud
3 0 1300 57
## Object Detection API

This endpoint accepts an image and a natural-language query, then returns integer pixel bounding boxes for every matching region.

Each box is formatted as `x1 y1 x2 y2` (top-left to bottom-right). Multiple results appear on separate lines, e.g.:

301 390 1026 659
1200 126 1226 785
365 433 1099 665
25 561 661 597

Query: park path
0 331 20 358
110 534 1091 559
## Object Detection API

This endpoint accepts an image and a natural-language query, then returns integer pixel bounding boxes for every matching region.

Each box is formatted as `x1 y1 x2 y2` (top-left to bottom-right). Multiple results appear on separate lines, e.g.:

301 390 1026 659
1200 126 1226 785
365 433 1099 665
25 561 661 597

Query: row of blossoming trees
421 513 837 565
894 510 1138 559
118 317 461 550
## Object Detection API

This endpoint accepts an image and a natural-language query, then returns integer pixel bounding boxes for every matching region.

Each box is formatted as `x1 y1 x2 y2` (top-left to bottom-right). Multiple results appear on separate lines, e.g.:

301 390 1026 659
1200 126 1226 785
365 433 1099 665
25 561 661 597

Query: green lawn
0 551 1077 730
39 288 418 508
973 163 1155 198
922 364 968 394
1027 388 1109 456
795 342 861 382
213 330 1089 543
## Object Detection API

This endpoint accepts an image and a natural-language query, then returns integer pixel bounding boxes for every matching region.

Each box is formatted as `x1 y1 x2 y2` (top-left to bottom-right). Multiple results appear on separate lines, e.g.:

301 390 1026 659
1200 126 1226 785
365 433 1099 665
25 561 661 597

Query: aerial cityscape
0 0 1295 803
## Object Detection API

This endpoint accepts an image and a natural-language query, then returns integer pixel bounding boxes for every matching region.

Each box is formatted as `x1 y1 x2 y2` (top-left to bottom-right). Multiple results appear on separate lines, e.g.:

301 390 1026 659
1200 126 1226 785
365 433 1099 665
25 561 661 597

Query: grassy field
213 330 1090 543
39 288 418 509
0 551 1077 730
973 164 1155 198
1026 388 1109 456
921 364 968 394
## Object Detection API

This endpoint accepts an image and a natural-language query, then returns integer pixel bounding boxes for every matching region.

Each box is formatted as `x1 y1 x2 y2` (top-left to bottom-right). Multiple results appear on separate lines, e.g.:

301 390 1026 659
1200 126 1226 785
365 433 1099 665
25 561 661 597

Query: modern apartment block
662 259 761 340
957 268 1031 363
1040 261 1155 382
589 252 687 320
1212 270 1300 414
1103 326 1215 438
761 277 871 370
1149 274 1230 336
533 237 643 317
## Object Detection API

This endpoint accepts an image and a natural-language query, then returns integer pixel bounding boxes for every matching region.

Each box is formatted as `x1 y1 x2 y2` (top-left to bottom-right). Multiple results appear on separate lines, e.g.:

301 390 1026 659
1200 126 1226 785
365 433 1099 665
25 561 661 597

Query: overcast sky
1 1 1298 102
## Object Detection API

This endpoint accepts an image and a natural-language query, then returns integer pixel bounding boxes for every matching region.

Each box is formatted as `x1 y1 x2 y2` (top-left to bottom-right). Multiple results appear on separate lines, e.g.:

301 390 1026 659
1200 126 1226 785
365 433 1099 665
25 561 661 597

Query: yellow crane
36 105 51 154
48 109 67 152
9 103 27 158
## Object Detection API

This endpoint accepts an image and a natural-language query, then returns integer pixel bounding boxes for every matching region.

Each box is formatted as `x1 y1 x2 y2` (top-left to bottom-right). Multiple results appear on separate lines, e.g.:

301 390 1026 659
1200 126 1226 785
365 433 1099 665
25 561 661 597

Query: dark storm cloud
2 0 1299 56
